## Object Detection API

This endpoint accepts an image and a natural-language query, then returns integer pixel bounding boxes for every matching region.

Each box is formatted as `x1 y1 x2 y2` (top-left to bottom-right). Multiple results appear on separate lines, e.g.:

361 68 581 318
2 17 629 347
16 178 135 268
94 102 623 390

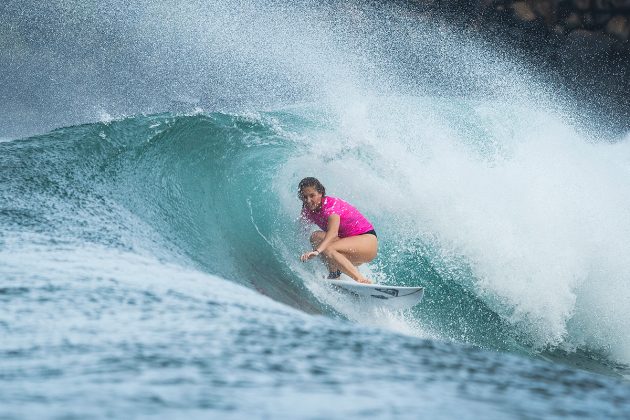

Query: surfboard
323 279 424 310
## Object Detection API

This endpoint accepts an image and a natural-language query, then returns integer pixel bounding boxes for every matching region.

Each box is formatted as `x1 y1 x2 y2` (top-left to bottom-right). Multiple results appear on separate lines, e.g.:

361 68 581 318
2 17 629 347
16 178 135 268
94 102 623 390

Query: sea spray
277 95 630 362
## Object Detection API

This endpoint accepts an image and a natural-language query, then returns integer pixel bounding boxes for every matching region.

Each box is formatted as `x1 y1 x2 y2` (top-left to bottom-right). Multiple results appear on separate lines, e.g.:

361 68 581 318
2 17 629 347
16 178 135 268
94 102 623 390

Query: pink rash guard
301 196 374 238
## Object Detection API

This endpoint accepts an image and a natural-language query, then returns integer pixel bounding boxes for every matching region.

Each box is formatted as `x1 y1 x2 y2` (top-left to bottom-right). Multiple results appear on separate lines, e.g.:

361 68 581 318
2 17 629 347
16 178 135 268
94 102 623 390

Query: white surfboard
323 279 424 310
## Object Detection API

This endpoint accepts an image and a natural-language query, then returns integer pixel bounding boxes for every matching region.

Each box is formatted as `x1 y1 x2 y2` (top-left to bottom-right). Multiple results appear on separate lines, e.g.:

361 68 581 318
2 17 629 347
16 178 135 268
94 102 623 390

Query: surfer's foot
327 270 342 279
356 277 372 284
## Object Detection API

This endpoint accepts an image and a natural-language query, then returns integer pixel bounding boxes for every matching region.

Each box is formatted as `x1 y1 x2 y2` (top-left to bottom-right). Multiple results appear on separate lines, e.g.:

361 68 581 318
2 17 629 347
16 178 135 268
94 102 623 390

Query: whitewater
2 0 630 418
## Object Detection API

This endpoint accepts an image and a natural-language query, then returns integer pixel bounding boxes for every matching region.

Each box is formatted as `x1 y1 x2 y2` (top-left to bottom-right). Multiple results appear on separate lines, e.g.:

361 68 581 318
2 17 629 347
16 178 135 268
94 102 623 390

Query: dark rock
564 12 584 29
533 0 557 25
610 0 630 8
592 0 612 11
573 0 591 11
553 24 566 33
583 12 596 27
606 15 630 40
593 12 613 26
512 2 536 21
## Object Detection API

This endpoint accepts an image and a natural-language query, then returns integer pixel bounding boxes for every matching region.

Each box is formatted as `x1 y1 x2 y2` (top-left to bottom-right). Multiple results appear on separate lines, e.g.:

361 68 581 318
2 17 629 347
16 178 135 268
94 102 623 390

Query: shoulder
323 196 350 217
324 196 344 205
322 196 339 211
326 196 352 209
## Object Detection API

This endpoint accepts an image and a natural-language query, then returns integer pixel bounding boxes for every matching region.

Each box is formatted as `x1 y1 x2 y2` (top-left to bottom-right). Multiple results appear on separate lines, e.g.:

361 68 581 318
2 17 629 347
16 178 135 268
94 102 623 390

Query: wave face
5 101 630 358
3 0 630 417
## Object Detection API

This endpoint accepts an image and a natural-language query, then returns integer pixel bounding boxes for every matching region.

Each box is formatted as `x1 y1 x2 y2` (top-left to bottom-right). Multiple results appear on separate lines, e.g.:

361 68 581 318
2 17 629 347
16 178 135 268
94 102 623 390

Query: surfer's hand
300 250 319 262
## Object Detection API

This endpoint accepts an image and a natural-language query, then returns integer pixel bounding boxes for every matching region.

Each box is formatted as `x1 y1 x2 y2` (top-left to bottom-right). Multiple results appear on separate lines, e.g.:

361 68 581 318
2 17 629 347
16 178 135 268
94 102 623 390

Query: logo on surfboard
374 288 399 297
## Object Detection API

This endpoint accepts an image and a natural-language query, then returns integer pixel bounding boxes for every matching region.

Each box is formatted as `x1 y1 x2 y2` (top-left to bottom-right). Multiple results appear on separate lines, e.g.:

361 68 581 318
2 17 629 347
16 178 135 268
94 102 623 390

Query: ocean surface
2 1 630 418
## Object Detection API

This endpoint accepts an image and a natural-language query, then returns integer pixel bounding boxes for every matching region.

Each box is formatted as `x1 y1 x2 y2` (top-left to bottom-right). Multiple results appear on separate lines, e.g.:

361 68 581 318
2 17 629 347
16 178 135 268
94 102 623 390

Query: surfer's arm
313 214 340 253
300 214 340 262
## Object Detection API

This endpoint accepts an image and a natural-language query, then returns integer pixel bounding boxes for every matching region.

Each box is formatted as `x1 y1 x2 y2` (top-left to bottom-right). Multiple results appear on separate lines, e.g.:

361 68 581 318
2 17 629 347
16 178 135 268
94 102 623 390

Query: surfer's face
300 186 323 211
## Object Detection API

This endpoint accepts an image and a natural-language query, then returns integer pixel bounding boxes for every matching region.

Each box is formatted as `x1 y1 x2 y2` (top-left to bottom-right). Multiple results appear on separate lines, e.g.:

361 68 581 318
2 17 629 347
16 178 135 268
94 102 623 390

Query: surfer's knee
320 247 337 258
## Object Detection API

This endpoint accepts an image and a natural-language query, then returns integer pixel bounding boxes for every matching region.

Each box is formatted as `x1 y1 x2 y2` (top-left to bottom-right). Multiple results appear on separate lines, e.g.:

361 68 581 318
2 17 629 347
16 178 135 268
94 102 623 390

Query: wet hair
298 177 326 200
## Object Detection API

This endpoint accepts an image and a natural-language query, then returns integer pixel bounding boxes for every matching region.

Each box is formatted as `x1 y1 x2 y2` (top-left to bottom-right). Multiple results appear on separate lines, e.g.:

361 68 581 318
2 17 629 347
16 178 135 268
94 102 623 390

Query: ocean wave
3 104 630 369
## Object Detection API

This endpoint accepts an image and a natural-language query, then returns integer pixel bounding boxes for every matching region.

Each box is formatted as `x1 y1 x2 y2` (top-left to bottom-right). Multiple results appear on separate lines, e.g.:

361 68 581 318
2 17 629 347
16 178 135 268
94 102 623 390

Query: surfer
298 177 378 284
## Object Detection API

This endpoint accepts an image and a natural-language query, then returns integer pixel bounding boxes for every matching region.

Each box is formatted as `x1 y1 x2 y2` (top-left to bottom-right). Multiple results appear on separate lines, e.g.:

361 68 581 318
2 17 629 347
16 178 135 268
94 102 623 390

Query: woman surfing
298 177 378 284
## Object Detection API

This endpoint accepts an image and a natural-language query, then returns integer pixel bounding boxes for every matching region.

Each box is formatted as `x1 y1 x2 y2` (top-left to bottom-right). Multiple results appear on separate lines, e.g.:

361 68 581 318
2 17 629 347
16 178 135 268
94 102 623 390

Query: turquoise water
3 0 630 418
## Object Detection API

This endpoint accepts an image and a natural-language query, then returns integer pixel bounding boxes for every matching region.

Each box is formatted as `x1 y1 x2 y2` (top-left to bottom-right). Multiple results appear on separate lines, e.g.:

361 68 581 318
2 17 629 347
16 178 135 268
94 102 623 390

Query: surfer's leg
309 231 341 276
320 234 378 284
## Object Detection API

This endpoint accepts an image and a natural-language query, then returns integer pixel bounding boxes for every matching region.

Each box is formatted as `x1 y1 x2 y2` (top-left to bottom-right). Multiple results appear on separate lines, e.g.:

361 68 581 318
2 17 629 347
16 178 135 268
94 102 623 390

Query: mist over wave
2 0 583 139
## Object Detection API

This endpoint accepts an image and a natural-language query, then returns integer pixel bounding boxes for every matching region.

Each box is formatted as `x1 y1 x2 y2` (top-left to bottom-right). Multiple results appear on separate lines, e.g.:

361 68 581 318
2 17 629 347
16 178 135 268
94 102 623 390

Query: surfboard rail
322 279 424 310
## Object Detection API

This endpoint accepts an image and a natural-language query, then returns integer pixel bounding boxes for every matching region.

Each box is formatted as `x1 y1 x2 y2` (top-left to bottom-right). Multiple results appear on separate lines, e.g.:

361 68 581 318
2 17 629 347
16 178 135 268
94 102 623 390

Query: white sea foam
280 93 630 363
